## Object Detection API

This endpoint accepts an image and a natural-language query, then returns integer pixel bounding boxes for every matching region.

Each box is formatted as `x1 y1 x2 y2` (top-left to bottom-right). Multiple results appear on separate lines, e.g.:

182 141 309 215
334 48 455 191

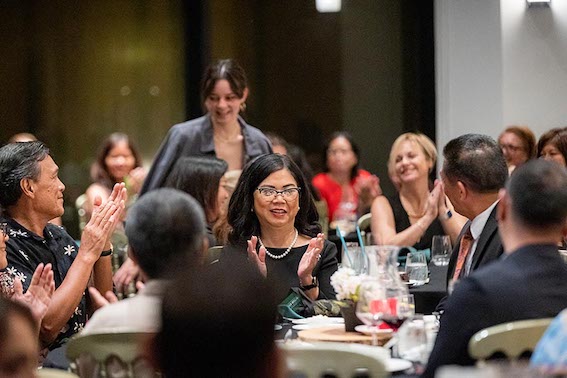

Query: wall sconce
526 0 551 7
316 0 341 13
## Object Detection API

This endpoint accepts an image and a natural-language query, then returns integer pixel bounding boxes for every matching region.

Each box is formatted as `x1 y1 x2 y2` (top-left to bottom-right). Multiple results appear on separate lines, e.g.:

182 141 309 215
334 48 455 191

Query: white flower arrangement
330 267 368 302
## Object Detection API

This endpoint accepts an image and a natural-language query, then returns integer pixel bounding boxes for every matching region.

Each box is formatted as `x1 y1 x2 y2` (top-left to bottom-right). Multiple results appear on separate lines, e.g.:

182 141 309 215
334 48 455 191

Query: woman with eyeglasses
498 125 536 174
227 154 338 301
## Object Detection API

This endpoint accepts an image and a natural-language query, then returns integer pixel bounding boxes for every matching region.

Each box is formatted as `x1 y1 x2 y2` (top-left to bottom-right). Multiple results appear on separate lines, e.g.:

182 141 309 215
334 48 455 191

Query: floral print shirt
1 216 86 350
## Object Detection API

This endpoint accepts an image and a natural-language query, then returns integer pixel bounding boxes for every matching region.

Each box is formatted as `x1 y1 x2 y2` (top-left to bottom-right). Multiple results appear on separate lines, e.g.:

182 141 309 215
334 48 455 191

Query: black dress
387 195 445 251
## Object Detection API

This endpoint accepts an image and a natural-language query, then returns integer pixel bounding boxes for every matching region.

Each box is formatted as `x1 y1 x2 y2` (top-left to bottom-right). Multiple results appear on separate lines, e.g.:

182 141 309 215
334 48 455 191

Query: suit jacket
140 114 272 195
446 206 504 286
424 244 567 378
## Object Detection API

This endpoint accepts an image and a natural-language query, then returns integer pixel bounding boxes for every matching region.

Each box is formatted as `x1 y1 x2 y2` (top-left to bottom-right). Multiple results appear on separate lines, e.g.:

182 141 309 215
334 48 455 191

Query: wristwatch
100 247 113 257
300 276 318 291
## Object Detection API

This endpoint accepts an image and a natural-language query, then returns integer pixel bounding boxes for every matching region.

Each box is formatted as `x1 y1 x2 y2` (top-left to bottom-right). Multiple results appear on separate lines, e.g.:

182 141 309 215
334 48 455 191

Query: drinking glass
342 243 369 275
431 235 452 266
406 251 428 286
397 314 429 369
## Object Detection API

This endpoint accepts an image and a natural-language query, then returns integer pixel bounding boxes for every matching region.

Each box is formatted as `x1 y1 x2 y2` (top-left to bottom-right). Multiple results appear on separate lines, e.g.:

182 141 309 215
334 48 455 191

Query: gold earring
240 102 247 112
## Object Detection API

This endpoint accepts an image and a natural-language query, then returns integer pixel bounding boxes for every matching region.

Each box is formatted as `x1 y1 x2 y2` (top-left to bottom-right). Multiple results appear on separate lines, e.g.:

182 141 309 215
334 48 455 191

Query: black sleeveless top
387 195 445 251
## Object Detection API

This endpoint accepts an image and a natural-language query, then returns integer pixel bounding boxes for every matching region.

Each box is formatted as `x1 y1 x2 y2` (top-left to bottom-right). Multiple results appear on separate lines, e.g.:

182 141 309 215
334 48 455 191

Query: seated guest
84 132 146 221
531 308 567 374
0 141 124 350
441 134 507 288
312 131 381 223
498 125 536 173
227 154 338 301
152 257 282 378
537 127 567 167
0 297 39 377
164 156 230 247
371 133 466 249
424 159 567 377
82 188 208 334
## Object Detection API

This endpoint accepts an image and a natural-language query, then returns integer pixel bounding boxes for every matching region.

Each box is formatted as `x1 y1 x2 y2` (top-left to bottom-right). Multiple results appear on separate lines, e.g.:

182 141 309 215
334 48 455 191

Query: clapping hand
12 263 55 324
81 183 127 259
297 233 325 279
247 236 267 277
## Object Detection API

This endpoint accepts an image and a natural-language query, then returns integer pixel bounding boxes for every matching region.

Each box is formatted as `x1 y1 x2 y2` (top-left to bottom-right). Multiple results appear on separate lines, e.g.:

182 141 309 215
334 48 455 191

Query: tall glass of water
406 251 428 286
431 235 452 266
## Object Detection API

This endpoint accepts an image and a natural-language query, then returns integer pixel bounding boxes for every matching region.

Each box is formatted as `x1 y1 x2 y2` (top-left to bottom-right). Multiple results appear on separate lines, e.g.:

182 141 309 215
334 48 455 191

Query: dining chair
314 200 329 235
468 318 553 362
280 341 388 378
357 212 372 232
206 245 224 265
66 332 159 378
37 368 79 378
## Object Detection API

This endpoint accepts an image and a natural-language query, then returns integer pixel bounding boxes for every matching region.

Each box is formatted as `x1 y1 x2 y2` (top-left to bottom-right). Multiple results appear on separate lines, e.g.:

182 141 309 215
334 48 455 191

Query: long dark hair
90 133 142 189
322 131 361 180
227 154 320 246
164 156 228 223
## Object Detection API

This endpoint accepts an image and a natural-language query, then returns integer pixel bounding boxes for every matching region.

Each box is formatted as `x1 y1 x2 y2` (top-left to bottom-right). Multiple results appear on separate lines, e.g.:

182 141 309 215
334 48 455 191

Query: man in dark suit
424 159 567 377
440 134 508 287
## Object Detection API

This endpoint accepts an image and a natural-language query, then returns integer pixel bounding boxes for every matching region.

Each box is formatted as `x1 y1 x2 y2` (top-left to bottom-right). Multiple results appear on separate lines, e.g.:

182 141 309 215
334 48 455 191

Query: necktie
452 226 473 280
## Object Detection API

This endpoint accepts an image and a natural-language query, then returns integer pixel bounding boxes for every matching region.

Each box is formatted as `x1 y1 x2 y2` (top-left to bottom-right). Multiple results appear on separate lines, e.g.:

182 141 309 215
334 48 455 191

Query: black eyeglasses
256 187 301 200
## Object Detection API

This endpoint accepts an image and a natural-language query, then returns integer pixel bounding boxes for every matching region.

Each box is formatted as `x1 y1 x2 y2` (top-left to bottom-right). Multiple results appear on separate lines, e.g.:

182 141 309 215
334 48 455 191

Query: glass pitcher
367 245 409 299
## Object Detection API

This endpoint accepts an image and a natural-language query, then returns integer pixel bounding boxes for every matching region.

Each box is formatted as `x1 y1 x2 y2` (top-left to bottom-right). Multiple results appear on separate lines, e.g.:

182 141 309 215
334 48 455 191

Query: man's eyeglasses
256 187 301 200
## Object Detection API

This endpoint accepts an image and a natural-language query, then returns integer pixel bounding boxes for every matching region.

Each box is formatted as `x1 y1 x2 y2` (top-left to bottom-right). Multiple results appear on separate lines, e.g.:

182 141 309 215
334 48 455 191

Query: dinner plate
291 316 344 325
274 324 283 331
292 323 344 331
385 358 413 373
354 325 393 336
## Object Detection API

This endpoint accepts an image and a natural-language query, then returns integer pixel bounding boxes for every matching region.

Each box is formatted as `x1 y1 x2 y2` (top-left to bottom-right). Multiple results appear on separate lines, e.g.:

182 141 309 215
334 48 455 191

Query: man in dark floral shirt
0 141 125 351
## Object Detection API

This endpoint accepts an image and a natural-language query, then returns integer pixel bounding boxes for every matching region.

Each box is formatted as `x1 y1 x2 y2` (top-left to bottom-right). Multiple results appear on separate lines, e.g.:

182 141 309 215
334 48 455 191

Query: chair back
280 342 388 378
66 332 159 378
206 245 224 265
468 318 553 362
37 368 79 378
357 212 372 232
314 200 329 235
75 194 88 233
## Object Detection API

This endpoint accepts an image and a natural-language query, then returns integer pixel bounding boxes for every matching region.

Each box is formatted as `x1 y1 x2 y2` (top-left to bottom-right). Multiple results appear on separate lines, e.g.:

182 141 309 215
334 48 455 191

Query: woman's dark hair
322 131 361 180
201 59 248 106
90 133 142 189
287 144 320 201
537 127 567 164
227 154 320 246
164 156 228 223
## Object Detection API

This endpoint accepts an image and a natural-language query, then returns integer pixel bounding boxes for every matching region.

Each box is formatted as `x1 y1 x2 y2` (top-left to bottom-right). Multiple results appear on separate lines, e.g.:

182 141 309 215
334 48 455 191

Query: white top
81 280 166 335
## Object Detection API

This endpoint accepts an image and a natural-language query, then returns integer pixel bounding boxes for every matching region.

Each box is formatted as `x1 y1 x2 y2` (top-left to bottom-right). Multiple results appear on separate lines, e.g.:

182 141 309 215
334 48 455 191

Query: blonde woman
371 133 465 250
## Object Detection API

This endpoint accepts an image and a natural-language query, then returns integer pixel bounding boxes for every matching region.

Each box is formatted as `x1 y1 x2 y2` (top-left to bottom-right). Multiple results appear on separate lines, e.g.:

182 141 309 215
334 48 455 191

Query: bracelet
100 248 113 257
440 210 453 221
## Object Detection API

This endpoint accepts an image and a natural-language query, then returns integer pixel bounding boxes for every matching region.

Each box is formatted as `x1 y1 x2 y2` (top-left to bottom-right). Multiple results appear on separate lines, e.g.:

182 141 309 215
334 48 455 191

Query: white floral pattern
64 245 75 256
9 229 28 238
19 250 29 261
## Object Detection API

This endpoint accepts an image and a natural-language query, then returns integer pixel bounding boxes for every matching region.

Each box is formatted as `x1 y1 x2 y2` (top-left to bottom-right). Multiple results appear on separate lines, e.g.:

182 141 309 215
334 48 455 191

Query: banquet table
409 263 448 315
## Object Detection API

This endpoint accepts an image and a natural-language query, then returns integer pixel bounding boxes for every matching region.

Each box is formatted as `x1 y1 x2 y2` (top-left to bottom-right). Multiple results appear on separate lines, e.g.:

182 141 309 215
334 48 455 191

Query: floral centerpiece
330 267 368 331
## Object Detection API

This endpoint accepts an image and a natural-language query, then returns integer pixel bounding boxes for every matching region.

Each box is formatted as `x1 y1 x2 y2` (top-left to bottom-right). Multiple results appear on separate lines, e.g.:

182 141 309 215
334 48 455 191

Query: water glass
397 314 429 367
406 251 428 286
342 243 369 275
431 235 452 266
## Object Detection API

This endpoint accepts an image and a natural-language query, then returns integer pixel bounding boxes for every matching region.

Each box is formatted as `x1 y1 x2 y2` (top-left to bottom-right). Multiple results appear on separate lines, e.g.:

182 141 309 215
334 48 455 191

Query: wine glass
406 251 428 286
355 277 387 346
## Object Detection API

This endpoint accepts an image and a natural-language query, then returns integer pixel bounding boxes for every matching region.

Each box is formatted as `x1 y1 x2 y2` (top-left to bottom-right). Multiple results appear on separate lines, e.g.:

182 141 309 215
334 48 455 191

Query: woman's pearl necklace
258 229 299 260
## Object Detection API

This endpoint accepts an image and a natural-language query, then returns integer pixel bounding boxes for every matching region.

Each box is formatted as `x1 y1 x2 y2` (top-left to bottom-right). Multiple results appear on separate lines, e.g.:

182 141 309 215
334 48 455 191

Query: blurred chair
314 200 329 235
66 332 159 378
468 318 553 363
280 342 388 378
206 246 223 265
357 212 372 244
75 194 88 233
37 368 79 378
